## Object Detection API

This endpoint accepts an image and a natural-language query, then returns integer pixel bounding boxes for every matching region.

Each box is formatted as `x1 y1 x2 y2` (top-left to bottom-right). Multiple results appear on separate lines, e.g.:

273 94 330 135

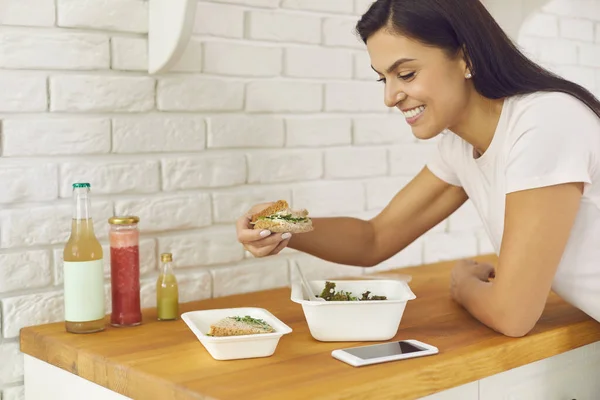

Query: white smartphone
331 339 439 367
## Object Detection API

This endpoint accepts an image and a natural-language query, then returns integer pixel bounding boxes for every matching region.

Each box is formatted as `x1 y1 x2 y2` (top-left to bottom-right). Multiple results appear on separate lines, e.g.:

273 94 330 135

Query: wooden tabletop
20 255 600 400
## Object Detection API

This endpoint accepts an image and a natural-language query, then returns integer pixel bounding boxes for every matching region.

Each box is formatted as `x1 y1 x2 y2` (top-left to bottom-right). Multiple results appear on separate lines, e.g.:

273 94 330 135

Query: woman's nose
384 85 406 108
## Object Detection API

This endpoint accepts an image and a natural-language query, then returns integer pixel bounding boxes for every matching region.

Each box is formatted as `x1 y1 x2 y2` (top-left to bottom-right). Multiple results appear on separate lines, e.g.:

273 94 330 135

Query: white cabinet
418 342 600 400
24 356 130 400
420 382 479 400
479 342 600 400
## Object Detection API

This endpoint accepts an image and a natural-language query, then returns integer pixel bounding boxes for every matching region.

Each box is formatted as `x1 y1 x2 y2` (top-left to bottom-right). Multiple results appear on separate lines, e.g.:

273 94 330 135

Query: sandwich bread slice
207 316 275 337
250 200 314 234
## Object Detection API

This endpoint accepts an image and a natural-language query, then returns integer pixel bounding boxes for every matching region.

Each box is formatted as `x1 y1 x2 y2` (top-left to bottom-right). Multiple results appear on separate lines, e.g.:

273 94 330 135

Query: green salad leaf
318 281 387 301
258 214 309 223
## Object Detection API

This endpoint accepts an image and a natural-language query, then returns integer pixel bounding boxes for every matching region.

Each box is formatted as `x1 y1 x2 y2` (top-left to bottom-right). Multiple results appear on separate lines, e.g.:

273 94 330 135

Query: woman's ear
460 44 474 76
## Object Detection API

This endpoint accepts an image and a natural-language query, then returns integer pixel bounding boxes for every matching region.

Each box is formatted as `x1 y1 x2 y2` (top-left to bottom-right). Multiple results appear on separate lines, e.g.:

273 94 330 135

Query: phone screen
344 341 425 360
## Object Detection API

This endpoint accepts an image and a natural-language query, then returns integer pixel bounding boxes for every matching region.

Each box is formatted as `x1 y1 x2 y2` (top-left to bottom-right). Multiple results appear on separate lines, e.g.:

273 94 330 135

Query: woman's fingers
236 214 272 243
269 237 291 255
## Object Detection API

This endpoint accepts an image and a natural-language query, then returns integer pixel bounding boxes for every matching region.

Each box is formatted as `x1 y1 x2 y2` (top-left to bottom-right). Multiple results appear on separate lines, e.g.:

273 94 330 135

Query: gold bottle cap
108 216 140 225
161 253 173 262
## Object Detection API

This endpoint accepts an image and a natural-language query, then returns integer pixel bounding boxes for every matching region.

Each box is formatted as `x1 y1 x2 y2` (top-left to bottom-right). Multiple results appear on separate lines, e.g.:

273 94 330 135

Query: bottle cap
108 216 140 225
161 253 173 262
73 183 90 188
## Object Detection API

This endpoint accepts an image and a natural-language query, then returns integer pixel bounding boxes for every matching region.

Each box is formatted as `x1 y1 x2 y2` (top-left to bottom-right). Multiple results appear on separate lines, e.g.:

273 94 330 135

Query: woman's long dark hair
356 0 600 119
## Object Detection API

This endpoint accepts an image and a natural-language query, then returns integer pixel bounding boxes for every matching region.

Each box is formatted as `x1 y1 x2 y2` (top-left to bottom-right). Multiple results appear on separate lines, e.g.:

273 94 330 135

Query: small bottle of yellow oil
156 253 179 321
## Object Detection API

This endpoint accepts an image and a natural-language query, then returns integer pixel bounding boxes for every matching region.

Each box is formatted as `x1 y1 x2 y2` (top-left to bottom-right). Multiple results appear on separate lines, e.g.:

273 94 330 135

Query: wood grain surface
20 255 600 400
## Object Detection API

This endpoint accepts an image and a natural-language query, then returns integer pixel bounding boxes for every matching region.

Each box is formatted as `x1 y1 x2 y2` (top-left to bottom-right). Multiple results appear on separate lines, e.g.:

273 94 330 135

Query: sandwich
207 315 275 337
250 200 314 234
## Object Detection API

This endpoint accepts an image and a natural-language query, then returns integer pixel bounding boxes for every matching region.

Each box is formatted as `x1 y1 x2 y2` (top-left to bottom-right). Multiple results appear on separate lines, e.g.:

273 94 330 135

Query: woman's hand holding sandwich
236 202 293 257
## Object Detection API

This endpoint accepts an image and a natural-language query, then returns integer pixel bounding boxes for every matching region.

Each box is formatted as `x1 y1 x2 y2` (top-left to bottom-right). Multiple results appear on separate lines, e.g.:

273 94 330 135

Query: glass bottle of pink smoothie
108 216 142 327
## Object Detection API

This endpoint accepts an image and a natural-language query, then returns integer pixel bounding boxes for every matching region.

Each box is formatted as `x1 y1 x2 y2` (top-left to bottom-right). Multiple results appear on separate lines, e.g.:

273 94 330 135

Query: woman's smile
401 105 426 125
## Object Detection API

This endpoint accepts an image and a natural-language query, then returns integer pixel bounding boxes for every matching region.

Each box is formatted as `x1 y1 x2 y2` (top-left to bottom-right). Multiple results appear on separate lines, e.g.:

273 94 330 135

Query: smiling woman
235 0 600 338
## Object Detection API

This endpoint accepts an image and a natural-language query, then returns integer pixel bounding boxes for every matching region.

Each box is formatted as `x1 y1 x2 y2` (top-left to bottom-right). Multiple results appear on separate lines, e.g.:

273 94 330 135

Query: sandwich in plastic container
182 307 292 360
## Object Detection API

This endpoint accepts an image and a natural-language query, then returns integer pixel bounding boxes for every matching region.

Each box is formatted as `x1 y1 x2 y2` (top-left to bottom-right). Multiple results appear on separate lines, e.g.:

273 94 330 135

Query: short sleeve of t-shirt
505 93 597 194
426 133 463 187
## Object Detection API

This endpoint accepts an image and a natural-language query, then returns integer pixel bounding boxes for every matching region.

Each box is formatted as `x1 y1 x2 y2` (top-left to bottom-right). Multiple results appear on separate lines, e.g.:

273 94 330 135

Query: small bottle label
63 260 105 322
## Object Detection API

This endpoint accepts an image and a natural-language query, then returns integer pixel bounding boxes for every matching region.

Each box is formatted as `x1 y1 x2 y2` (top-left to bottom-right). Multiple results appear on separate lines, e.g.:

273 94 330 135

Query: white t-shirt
426 91 600 323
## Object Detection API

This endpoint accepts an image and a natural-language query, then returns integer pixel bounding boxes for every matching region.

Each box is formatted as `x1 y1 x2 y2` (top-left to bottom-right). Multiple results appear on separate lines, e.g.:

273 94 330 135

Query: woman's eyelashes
376 72 416 84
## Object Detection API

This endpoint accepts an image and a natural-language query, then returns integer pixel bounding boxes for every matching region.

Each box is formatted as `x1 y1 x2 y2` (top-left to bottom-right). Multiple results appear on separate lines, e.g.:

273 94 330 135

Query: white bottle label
63 260 105 322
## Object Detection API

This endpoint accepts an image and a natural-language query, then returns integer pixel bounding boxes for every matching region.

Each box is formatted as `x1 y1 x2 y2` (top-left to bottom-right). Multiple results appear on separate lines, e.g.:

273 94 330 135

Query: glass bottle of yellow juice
156 253 179 320
63 183 106 334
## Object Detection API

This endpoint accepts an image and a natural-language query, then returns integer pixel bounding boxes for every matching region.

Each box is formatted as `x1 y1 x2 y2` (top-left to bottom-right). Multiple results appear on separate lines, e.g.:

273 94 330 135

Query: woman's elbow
497 324 533 338
357 255 380 268
493 314 538 338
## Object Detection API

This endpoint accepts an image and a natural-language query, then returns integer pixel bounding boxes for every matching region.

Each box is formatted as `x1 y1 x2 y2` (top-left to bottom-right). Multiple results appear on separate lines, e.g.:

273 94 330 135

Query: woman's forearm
287 217 378 267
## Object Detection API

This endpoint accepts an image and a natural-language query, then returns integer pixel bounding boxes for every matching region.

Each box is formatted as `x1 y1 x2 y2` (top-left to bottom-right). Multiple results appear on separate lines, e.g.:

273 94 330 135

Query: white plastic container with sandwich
181 307 292 360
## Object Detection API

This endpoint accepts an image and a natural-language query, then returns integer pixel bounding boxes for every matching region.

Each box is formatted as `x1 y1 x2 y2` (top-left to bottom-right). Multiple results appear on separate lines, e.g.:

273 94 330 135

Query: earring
465 72 472 79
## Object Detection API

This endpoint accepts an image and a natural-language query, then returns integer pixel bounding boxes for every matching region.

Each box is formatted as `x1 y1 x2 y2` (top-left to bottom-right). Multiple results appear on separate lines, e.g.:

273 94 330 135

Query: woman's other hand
450 259 496 304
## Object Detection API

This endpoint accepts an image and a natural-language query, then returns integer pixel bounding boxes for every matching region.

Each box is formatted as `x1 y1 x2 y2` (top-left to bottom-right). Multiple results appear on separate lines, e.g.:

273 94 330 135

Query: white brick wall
353 115 415 144
521 14 559 37
281 0 354 14
284 47 353 79
285 117 352 147
0 0 551 396
1 291 64 339
208 115 284 148
59 160 161 197
389 143 436 175
323 17 364 48
111 37 148 71
157 76 244 111
246 11 321 44
0 341 23 384
0 163 58 203
114 195 212 232
0 31 109 70
293 181 366 216
541 0 600 20
247 150 323 183
212 258 289 297
324 147 388 178
161 154 246 190
112 117 206 153
50 75 155 112
325 82 387 111
158 226 244 268
559 18 594 41
0 73 47 112
0 0 55 27
554 66 596 88
0 251 52 294
519 0 600 98
3 385 24 400
203 41 282 76
212 186 292 223
194 3 245 38
246 81 322 112
365 176 411 210
57 0 148 33
3 119 111 156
